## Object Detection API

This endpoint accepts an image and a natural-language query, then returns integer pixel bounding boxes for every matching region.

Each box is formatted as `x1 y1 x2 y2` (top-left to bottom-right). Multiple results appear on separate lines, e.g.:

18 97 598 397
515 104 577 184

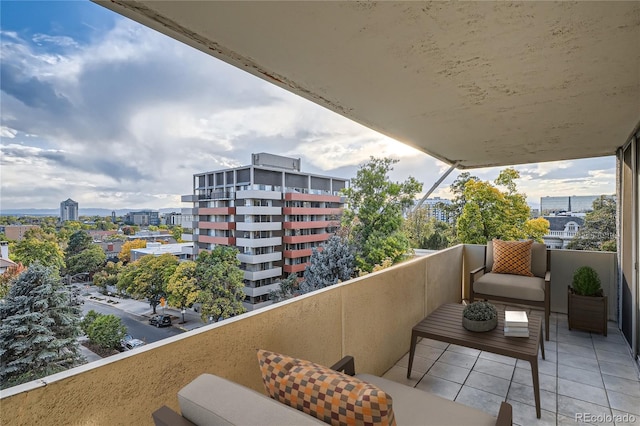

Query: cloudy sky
0 1 616 212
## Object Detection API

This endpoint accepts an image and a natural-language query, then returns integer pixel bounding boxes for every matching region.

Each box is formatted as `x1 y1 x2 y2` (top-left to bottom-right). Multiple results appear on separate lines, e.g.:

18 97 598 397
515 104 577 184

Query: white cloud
0 9 617 211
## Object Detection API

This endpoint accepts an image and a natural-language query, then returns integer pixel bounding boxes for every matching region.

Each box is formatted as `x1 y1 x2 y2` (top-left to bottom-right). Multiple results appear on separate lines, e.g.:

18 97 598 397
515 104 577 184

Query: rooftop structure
130 242 194 262
542 216 585 250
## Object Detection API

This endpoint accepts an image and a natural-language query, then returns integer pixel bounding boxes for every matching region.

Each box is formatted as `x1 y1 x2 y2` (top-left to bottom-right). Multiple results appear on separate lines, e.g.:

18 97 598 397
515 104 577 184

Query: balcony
284 192 342 202
283 233 331 244
235 222 282 232
282 220 339 230
198 207 235 215
236 206 281 216
235 237 282 248
283 263 307 274
235 190 282 200
243 267 282 281
3 246 634 426
197 235 235 245
237 252 282 264
197 221 235 230
282 207 342 216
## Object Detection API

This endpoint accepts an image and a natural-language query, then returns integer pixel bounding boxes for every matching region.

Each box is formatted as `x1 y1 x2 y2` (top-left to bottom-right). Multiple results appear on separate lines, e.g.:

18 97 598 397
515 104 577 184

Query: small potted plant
463 301 498 332
568 266 607 335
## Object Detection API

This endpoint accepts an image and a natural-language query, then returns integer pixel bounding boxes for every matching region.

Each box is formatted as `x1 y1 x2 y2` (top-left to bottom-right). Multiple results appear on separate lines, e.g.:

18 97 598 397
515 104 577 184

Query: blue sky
0 1 616 211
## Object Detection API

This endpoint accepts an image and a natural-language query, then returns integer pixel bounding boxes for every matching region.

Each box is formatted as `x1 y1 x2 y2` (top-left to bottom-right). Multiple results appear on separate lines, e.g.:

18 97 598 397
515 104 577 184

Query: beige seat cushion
474 272 546 301
178 374 323 426
356 374 497 426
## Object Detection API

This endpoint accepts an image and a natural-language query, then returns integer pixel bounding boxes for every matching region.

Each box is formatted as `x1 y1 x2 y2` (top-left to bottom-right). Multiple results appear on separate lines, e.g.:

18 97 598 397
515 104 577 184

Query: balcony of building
284 192 343 203
197 221 235 231
282 207 343 216
282 220 340 230
2 246 636 426
283 233 331 245
198 207 235 216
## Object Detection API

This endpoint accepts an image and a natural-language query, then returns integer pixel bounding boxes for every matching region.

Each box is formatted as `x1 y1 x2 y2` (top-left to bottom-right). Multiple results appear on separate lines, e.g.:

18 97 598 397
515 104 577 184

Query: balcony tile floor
386 311 640 425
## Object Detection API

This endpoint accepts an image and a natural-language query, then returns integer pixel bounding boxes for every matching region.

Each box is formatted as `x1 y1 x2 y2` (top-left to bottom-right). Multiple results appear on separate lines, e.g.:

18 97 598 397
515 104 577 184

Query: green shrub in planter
463 301 497 321
572 266 602 297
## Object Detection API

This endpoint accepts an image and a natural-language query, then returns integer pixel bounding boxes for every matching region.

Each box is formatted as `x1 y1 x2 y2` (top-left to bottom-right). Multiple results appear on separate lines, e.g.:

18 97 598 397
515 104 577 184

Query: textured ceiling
96 1 640 168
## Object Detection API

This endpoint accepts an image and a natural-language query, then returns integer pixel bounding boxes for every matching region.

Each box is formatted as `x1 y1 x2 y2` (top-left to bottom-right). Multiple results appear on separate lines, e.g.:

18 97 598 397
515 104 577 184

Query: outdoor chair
470 239 551 340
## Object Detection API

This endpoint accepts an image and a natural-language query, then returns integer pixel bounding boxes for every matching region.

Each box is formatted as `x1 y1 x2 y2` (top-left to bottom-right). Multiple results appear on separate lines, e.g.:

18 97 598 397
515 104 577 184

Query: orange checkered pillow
257 349 396 426
491 239 534 277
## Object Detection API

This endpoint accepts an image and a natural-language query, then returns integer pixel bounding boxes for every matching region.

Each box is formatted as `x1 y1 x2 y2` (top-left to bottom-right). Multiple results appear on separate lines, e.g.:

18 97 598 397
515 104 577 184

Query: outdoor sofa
152 355 512 426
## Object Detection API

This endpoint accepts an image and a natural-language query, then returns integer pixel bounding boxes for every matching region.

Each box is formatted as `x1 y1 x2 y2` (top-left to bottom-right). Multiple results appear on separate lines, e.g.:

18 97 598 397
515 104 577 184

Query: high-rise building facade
60 198 79 222
184 153 348 311
419 197 452 222
540 195 607 215
124 210 160 226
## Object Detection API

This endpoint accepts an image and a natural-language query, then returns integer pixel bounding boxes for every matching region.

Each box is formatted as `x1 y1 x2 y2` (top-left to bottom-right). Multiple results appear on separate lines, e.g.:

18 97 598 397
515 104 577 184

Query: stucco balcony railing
0 246 621 425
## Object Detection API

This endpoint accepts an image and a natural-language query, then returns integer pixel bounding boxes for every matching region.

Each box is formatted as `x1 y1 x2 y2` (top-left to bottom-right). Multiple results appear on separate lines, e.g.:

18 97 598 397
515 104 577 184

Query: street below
81 299 183 345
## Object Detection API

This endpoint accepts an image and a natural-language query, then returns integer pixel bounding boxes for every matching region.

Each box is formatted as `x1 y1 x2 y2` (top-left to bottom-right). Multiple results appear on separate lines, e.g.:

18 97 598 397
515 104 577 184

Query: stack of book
504 310 529 337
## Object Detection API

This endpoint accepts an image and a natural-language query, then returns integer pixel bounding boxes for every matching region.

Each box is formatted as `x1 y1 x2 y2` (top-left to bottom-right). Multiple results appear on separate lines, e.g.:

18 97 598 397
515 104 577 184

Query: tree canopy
117 253 178 313
341 157 422 272
66 245 106 276
567 196 617 251
11 237 65 271
456 168 549 244
118 239 146 263
0 263 84 389
195 247 246 323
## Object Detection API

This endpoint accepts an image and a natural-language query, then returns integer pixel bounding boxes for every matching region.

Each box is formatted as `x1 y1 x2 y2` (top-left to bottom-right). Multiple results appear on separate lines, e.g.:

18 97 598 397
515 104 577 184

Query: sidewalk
78 284 206 332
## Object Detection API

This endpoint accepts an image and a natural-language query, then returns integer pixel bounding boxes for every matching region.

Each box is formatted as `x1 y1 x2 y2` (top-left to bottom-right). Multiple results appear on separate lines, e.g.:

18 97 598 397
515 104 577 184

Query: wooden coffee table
407 303 545 418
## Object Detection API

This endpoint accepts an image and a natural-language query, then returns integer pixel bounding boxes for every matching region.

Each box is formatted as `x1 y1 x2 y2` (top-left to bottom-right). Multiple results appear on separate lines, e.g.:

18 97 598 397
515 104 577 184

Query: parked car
122 338 145 351
149 314 172 328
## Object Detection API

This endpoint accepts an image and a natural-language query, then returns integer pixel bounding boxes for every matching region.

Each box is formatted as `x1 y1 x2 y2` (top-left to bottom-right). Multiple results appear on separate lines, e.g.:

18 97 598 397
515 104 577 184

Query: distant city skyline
0 1 616 211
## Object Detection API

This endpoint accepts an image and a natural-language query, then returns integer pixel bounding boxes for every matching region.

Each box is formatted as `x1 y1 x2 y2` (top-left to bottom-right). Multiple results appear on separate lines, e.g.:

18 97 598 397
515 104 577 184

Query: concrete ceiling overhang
96 1 640 169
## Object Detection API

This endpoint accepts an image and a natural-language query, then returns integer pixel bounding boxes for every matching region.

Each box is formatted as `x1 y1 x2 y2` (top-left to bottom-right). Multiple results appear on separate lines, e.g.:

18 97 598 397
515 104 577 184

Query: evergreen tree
300 236 355 294
0 264 84 389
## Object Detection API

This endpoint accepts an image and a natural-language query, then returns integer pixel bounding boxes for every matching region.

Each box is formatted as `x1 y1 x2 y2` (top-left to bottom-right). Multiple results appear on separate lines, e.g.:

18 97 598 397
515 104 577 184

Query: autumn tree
117 254 178 313
342 157 422 272
0 264 84 389
167 261 200 322
171 226 184 243
195 247 245 323
403 208 453 250
0 263 26 299
118 239 146 263
11 237 65 271
568 196 617 251
300 236 355 293
456 168 549 244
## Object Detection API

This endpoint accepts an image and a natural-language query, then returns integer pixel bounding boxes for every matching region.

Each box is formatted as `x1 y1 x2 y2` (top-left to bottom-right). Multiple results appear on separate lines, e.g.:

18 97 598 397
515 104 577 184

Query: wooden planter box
567 286 608 336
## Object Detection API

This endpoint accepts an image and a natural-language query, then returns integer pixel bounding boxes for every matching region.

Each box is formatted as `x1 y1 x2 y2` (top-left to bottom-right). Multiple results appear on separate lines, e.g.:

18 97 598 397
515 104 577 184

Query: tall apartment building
183 153 348 311
419 197 452 222
60 198 79 222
